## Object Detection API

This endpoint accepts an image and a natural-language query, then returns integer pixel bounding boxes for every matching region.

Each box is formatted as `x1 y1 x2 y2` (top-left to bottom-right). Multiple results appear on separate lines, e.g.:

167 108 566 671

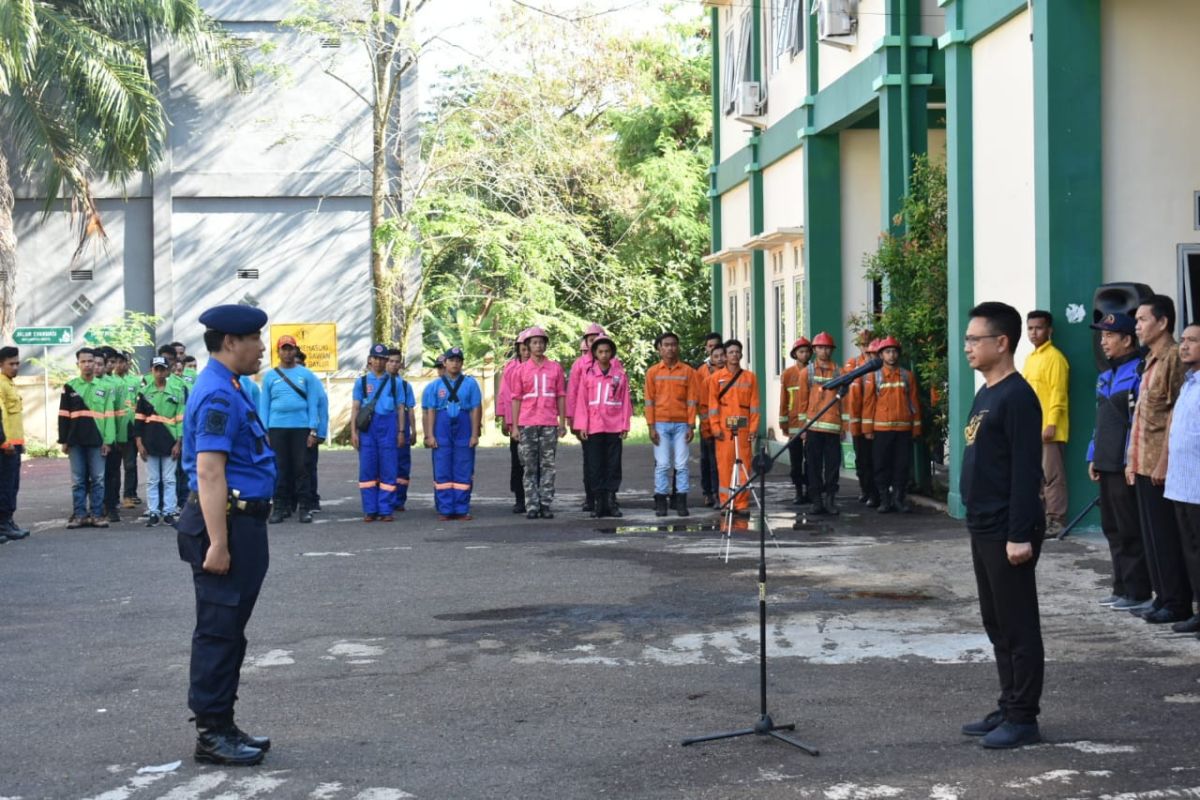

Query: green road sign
12 326 74 346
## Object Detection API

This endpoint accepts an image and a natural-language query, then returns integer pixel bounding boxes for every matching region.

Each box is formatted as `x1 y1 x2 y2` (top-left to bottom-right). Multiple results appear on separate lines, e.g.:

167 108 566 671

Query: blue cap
199 305 268 335
1091 312 1135 334
443 346 464 361
368 343 389 359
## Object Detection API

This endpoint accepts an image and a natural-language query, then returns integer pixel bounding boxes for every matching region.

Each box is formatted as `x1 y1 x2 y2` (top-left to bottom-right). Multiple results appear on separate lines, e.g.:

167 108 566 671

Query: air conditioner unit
735 81 766 127
815 0 858 48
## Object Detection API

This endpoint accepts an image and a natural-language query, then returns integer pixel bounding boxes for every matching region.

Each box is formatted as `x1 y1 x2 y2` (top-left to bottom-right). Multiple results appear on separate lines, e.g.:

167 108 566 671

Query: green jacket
133 381 187 456
58 376 116 447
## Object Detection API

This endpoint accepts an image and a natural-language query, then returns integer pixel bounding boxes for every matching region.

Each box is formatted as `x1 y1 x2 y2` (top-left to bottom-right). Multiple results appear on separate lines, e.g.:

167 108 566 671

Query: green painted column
749 1 768 435
1032 0 1103 526
709 6 723 333
878 0 930 234
941 3 974 519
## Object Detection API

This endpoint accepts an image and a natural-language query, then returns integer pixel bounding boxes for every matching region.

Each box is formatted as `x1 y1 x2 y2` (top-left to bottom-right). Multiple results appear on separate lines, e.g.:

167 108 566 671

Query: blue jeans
146 455 178 516
653 422 691 495
68 446 105 518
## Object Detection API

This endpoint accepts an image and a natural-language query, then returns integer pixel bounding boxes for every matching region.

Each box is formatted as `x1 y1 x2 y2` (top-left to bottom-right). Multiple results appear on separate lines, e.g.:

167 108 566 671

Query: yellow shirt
1022 340 1068 442
0 374 24 448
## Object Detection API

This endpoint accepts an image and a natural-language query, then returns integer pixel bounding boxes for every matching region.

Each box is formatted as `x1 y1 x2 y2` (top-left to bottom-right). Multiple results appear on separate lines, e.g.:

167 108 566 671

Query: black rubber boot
673 493 690 517
826 492 839 516
654 494 668 517
195 716 264 766
608 492 623 518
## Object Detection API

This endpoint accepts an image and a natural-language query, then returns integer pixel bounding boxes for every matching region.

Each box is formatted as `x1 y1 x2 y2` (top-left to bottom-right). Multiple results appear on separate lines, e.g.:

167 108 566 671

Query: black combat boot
895 493 912 514
792 490 805 506
877 489 895 514
673 492 690 517
608 492 623 518
231 717 272 752
825 492 839 516
809 492 828 515
591 493 607 518
195 715 264 766
581 491 595 513
654 494 668 517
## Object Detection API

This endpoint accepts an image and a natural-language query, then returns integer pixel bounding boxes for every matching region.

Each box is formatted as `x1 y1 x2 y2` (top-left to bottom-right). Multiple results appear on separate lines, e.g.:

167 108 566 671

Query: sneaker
539 506 554 519
1170 614 1200 634
66 516 83 529
121 498 137 509
1120 598 1156 613
1044 519 1064 539
298 510 314 523
961 709 1005 736
163 513 177 526
107 509 121 524
1111 596 1151 611
981 720 1041 749
92 516 110 529
145 514 160 528
1098 594 1124 606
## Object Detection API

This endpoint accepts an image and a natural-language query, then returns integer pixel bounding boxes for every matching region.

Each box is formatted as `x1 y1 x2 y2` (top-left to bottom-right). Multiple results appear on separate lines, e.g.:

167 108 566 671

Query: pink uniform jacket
496 357 522 423
514 357 566 427
567 353 624 424
572 362 632 434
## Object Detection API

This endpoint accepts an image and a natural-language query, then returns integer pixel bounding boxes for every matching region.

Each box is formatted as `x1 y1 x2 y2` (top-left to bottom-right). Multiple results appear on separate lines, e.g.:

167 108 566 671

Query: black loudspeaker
1092 282 1155 370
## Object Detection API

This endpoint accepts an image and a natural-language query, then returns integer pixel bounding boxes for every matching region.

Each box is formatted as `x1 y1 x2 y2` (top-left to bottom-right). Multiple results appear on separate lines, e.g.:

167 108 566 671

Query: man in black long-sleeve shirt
959 301 1046 750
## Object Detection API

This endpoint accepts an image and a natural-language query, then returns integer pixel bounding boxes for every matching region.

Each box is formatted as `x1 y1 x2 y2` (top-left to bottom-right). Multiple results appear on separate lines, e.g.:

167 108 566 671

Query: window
793 275 805 339
773 0 804 73
744 287 752 367
1179 245 1200 334
735 12 752 87
728 293 738 341
722 27 736 113
774 282 786 376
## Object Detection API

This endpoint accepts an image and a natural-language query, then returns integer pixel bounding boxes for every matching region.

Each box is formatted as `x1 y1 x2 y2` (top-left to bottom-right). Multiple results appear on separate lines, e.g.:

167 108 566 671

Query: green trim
943 0 972 518
803 134 842 344
710 6 723 332
750 2 768 433
956 0 1027 44
715 150 751 195
1033 0 1102 528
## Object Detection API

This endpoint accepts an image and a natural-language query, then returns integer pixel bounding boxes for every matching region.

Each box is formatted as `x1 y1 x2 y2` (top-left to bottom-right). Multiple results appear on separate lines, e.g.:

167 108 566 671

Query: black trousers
269 428 313 512
581 435 594 499
700 437 719 498
175 459 188 510
872 431 912 497
971 534 1044 725
1097 470 1151 601
1135 475 1193 615
852 435 877 500
806 432 841 496
176 500 269 718
1171 501 1200 608
305 444 320 508
122 442 138 499
583 433 622 494
786 434 807 493
104 443 125 511
0 447 21 523
509 438 525 505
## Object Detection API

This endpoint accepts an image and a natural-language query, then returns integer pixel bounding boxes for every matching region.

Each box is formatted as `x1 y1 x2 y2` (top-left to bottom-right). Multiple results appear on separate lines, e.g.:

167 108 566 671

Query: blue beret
1090 312 1135 334
369 343 389 359
443 346 464 360
199 305 267 335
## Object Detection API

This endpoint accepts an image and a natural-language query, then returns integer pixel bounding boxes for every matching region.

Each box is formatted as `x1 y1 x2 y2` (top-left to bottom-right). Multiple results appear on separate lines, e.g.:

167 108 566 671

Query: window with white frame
722 25 736 114
772 0 805 73
736 12 752 86
744 287 752 367
774 282 786 376
729 293 738 342
793 275 805 339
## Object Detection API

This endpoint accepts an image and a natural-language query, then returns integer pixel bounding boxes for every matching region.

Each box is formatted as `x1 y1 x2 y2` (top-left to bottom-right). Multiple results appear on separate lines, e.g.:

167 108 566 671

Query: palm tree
0 0 250 332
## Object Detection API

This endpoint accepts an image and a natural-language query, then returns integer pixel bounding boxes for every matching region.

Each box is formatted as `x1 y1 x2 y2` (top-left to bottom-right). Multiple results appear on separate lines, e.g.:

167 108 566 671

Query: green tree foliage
853 155 949 449
384 10 712 388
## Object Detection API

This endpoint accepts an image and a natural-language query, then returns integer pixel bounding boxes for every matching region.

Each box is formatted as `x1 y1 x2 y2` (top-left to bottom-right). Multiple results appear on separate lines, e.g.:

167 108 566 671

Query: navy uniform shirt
183 358 277 500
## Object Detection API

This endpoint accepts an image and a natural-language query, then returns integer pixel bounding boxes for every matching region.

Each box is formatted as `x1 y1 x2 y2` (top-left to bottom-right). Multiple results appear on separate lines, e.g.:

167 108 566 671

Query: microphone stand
681 382 849 755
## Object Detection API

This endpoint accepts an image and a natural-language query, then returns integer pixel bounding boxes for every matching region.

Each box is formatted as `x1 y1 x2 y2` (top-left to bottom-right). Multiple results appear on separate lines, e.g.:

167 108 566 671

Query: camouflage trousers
519 425 558 509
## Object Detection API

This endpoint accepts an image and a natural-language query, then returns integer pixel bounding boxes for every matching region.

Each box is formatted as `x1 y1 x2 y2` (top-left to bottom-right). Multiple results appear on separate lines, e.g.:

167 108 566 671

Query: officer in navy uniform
177 305 277 766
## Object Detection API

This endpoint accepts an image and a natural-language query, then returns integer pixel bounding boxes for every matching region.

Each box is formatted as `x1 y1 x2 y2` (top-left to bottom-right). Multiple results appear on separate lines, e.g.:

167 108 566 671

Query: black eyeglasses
963 334 1002 347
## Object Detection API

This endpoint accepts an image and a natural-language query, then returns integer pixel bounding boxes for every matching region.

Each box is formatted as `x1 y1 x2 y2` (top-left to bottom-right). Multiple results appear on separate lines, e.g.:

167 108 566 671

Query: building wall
1102 0 1200 296
920 0 945 39
818 0 885 93
719 4 753 159
762 150 805 232
971 10 1036 366
840 129 881 352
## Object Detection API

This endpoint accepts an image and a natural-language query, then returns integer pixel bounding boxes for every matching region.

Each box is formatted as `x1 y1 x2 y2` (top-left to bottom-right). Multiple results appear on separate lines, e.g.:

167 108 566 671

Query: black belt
187 491 273 521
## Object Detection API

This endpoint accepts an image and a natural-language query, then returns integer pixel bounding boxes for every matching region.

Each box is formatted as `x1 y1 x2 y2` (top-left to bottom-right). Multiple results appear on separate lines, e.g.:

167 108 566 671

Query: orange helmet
876 336 901 351
811 331 836 348
789 337 811 356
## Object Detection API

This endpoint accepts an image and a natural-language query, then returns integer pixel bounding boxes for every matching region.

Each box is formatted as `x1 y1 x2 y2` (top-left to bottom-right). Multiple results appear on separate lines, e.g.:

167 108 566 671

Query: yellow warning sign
269 323 338 372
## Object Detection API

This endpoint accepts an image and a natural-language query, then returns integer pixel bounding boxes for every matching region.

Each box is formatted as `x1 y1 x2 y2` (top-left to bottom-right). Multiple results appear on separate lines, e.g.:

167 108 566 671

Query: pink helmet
584 323 606 336
525 326 549 342
516 328 531 344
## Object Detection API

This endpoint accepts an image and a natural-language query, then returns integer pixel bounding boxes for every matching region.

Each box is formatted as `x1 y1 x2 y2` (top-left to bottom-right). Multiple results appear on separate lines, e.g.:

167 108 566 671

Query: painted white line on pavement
329 640 385 658
1056 741 1138 754
155 772 228 800
309 784 342 799
1006 770 1081 789
353 790 415 800
245 649 295 669
1098 789 1200 799
1165 693 1200 703
208 772 288 800
301 552 356 557
81 774 168 800
824 783 903 799
928 785 961 800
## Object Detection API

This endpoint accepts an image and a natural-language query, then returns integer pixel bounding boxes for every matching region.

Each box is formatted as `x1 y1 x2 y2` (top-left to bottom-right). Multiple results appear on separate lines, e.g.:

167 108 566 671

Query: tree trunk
369 0 393 345
0 151 17 335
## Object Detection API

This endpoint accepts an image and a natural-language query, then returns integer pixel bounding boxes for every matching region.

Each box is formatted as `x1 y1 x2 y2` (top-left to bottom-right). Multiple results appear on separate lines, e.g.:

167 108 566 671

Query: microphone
821 357 883 392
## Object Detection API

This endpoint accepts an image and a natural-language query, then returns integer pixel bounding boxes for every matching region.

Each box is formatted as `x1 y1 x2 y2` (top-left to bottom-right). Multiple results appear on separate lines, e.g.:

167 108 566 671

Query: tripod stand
681 384 850 755
721 418 780 562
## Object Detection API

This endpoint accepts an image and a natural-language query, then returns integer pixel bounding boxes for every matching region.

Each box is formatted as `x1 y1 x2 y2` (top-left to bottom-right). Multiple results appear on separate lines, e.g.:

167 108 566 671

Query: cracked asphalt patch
1 446 1198 799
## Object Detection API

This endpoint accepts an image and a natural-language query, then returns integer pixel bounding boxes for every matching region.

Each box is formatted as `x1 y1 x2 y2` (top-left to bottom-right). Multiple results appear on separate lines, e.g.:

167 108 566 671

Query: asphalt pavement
1 443 1198 800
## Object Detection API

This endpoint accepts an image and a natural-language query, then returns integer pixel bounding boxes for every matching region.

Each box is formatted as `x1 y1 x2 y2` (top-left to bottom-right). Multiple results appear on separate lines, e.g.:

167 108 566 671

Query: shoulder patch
208 395 231 406
204 409 230 435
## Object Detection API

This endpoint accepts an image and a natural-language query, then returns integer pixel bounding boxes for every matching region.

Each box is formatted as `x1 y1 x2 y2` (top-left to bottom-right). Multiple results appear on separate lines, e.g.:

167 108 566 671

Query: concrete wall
718 4 753 161
971 10 1036 366
721 181 752 249
818 0 886 93
762 150 805 231
840 129 882 352
1102 0 1200 296
8 0 396 378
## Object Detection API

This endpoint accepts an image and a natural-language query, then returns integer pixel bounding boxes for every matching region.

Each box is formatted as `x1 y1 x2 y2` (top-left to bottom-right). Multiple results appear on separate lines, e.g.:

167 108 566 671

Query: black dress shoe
299 510 314 523
4 521 29 539
233 724 271 753
1170 615 1200 634
512 502 526 514
981 720 1041 749
961 709 1005 736
195 728 264 766
1144 607 1188 624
